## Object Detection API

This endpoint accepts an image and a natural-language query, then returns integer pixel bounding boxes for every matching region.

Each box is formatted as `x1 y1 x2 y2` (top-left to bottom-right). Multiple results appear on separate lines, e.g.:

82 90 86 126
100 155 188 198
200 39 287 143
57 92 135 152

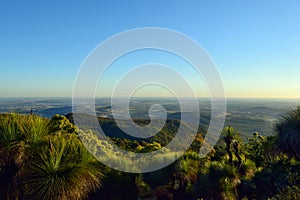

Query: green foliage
244 132 268 167
0 114 49 167
222 126 243 165
98 117 182 146
135 174 153 199
20 133 103 200
276 106 300 160
0 114 50 198
251 155 300 199
49 114 77 134
1 107 300 200
0 114 103 200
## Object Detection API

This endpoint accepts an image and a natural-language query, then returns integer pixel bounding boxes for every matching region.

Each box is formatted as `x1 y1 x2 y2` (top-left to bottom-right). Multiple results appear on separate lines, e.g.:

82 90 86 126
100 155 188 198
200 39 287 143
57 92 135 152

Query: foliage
49 114 77 134
0 114 103 200
19 133 103 200
0 114 49 168
1 107 300 199
276 106 300 160
222 126 242 165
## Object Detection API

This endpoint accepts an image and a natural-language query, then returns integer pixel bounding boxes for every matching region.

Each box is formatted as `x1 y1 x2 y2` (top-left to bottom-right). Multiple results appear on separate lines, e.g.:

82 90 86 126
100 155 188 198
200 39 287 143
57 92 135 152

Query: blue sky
0 0 299 98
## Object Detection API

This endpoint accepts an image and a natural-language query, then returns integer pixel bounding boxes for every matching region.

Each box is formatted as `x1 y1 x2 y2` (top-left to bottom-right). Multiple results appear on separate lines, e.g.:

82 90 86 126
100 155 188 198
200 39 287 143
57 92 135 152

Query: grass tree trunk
233 140 242 166
226 139 233 164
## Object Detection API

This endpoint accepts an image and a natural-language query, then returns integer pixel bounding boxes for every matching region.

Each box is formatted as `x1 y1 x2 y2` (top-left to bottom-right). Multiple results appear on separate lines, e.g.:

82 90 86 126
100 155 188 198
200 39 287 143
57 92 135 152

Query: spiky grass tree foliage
0 114 49 168
0 114 49 198
20 133 103 200
0 113 24 169
222 126 242 165
0 114 103 200
173 152 200 189
199 161 240 200
276 106 300 160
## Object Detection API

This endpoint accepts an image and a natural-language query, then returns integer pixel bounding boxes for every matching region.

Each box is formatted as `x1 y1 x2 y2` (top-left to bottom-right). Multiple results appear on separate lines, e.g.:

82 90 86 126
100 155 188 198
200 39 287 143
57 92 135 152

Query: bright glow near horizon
0 1 299 98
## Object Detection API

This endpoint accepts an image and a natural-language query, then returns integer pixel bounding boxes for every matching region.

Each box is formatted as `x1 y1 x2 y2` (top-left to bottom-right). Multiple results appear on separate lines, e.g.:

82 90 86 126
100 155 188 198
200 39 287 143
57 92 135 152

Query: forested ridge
1 107 300 199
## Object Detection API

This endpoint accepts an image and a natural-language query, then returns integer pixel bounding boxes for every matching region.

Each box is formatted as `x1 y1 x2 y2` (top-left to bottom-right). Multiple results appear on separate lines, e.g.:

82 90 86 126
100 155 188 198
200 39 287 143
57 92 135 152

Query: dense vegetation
0 106 300 199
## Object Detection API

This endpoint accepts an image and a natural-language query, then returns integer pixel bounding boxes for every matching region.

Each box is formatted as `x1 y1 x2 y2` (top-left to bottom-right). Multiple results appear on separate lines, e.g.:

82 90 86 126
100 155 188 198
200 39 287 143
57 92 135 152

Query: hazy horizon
1 97 299 137
0 96 300 100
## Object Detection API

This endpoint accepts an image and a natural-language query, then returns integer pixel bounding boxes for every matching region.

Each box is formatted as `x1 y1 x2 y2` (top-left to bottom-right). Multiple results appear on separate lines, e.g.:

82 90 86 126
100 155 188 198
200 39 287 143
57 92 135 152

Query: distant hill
65 112 203 146
1 97 299 139
37 106 73 118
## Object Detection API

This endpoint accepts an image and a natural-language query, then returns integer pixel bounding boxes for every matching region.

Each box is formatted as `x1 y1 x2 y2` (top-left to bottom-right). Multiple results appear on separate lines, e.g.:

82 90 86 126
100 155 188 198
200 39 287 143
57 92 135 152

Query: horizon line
0 96 299 99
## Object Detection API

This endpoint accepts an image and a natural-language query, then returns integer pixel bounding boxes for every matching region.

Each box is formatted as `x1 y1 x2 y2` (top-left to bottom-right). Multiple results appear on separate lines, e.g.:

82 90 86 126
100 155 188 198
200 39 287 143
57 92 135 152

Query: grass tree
222 126 242 165
0 114 49 198
19 133 103 200
0 114 49 168
276 106 300 160
0 114 104 200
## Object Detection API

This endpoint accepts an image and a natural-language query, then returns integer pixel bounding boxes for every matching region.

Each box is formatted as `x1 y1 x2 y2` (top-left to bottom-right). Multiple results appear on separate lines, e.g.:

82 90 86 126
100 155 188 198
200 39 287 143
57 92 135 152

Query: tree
276 106 300 160
19 133 103 200
0 114 49 199
222 126 242 165
0 114 103 200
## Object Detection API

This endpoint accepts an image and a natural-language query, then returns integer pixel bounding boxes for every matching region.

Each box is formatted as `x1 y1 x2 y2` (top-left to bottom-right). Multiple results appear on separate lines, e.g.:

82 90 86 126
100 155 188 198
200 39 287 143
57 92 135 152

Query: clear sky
0 0 299 98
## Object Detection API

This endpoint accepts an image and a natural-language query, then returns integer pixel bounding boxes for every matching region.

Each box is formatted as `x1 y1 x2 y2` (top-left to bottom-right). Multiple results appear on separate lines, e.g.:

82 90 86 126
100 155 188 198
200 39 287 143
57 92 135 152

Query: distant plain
0 97 299 138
